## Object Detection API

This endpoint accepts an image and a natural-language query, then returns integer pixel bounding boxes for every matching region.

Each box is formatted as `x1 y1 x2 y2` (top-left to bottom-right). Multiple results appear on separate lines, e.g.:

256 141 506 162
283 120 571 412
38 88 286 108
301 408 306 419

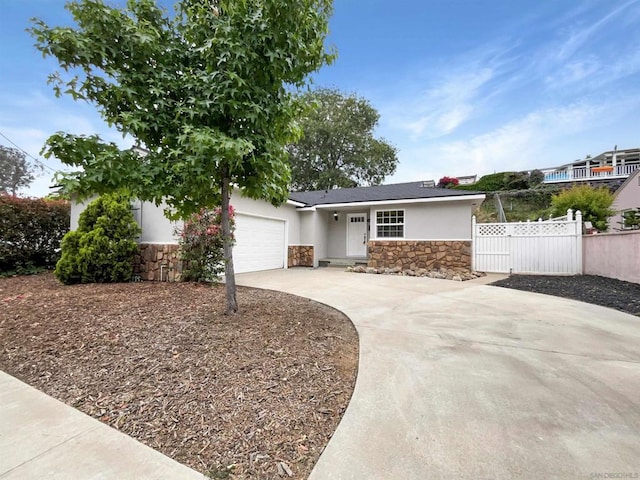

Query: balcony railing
543 164 640 183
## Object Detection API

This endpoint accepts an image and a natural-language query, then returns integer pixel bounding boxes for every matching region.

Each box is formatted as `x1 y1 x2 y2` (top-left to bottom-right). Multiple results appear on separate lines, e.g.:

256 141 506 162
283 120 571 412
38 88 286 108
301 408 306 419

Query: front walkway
0 372 206 479
237 268 640 479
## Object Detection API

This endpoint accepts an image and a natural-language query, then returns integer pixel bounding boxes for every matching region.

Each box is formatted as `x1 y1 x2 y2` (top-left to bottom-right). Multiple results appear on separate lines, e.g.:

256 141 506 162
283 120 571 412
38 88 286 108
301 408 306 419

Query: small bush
437 176 459 188
0 194 70 275
178 206 234 282
55 193 141 284
549 185 614 231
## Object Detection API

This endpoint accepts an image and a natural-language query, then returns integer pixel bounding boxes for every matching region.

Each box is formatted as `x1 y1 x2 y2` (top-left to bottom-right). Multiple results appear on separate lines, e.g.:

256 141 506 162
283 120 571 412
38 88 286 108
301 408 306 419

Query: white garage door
233 214 286 274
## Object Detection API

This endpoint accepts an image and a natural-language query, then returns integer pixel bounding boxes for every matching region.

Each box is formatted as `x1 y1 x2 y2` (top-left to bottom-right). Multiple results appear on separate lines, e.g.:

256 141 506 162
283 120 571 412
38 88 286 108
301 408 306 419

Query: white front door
346 213 367 257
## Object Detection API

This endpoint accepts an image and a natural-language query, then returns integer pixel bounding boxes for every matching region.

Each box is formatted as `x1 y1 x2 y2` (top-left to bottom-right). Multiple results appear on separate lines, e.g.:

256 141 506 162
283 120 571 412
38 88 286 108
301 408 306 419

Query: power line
0 130 58 173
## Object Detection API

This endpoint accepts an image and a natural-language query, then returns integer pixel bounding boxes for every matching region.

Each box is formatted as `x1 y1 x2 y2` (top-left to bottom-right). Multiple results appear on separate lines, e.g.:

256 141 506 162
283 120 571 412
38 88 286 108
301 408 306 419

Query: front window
376 210 404 238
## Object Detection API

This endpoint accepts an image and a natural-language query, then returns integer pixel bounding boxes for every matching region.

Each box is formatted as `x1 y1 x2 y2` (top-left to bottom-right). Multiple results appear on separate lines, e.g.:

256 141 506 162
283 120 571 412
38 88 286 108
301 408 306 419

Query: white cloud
554 0 640 62
387 65 498 139
389 95 640 183
545 56 601 87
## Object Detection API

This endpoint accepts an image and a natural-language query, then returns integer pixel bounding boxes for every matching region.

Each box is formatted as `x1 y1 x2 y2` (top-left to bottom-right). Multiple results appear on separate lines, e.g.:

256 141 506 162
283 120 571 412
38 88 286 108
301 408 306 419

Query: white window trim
373 208 405 239
620 208 640 230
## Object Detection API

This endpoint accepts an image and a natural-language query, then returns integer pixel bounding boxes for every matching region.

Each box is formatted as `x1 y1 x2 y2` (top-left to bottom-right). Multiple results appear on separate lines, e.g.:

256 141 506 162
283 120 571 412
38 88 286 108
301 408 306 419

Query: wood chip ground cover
0 273 359 479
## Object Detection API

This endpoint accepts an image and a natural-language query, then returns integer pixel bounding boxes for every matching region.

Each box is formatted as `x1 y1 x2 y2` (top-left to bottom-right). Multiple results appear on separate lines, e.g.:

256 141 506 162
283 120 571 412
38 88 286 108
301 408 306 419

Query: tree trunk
221 171 238 314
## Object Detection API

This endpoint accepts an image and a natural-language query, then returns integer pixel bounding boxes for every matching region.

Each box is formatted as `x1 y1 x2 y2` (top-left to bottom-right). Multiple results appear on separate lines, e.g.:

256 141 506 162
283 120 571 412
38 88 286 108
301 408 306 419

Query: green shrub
55 193 141 284
457 170 546 192
529 169 544 186
455 172 509 191
504 171 530 190
177 206 234 282
549 185 614 231
0 194 70 275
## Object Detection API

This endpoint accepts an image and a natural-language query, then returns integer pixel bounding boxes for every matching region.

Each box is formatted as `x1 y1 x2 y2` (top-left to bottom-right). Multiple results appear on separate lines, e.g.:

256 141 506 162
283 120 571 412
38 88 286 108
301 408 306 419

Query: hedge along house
70 182 485 281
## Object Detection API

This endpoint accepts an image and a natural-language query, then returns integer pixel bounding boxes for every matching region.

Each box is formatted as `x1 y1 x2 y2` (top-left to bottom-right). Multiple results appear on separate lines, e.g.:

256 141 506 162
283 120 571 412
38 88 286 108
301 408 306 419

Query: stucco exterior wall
138 201 182 244
583 231 640 284
299 211 315 246
327 212 347 257
230 192 301 245
608 171 640 230
368 200 474 241
312 210 329 266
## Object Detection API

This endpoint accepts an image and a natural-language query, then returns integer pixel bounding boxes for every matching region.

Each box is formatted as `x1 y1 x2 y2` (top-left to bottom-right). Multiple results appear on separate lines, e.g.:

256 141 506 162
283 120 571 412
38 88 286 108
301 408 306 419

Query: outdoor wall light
333 211 339 221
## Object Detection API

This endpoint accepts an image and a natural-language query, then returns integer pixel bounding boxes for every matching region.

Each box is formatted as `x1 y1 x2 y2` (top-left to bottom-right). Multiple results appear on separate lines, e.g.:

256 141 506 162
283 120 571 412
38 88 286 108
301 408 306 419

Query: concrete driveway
237 268 640 480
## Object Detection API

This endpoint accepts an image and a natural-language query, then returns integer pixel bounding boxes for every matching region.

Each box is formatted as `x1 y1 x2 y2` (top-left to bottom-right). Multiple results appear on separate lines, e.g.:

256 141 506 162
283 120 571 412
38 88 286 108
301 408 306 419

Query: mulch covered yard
491 274 640 316
0 273 359 479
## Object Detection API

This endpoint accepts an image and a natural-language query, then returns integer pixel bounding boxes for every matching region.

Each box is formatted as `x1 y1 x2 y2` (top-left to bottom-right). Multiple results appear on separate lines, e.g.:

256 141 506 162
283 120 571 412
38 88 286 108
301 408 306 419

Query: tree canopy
31 0 335 312
288 88 398 191
0 145 37 195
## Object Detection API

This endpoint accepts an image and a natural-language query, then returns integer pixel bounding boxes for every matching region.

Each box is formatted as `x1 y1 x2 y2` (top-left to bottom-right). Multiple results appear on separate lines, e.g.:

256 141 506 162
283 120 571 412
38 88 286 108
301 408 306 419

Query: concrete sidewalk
237 268 640 480
0 372 206 480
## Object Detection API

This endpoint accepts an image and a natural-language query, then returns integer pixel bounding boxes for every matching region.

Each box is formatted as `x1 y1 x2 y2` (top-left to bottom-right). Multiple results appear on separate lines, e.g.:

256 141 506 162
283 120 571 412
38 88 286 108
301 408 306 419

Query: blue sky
2 0 640 197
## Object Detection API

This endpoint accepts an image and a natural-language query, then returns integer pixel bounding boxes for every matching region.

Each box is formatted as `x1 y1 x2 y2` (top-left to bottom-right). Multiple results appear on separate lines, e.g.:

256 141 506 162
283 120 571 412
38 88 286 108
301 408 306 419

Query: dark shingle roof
289 182 482 207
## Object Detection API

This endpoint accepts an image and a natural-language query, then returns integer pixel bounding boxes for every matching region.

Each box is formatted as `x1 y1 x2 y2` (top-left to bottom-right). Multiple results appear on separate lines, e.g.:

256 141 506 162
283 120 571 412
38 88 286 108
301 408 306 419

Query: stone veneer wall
288 245 314 267
134 243 183 282
368 240 472 270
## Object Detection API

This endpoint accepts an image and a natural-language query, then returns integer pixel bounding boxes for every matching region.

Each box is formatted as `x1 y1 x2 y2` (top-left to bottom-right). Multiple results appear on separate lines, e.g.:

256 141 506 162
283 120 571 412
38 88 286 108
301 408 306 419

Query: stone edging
347 265 486 282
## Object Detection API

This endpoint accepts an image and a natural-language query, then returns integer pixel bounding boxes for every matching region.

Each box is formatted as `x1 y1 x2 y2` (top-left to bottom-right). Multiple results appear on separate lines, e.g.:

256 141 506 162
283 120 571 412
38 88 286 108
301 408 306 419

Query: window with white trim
375 210 404 238
621 208 640 230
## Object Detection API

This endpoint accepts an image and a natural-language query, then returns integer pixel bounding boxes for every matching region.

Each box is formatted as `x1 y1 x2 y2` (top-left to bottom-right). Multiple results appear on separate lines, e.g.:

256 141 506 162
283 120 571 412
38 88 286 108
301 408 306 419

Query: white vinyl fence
472 210 583 275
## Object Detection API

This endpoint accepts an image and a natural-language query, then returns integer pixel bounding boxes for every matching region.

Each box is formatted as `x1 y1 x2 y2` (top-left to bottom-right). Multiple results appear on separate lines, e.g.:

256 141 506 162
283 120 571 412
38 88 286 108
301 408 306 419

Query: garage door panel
234 214 286 273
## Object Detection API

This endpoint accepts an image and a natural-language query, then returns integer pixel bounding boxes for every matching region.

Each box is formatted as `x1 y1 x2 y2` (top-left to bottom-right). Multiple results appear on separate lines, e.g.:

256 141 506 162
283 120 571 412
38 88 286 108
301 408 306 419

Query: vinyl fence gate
472 210 583 275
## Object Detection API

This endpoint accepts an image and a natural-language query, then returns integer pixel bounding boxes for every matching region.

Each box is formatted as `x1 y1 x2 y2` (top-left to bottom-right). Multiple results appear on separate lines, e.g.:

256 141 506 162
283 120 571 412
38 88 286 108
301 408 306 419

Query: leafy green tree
0 145 38 195
550 185 614 231
55 194 141 284
31 0 334 313
288 88 398 190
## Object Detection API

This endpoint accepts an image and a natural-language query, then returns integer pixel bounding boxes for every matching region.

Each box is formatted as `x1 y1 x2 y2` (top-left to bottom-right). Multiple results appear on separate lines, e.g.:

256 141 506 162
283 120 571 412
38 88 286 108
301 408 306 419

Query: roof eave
310 194 486 209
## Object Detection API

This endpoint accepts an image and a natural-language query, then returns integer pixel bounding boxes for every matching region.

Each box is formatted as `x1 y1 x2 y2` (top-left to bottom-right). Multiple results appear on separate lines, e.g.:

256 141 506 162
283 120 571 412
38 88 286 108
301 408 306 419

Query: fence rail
544 164 639 183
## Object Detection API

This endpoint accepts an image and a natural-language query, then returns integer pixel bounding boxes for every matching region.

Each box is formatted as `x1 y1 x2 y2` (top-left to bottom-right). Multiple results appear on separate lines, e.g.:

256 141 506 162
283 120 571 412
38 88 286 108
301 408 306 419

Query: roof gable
614 168 640 199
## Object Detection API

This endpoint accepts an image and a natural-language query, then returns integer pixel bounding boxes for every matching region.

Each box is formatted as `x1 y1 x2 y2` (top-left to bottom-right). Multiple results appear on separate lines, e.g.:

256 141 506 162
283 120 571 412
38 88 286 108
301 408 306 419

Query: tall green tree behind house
31 0 335 313
288 88 398 191
550 184 614 231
